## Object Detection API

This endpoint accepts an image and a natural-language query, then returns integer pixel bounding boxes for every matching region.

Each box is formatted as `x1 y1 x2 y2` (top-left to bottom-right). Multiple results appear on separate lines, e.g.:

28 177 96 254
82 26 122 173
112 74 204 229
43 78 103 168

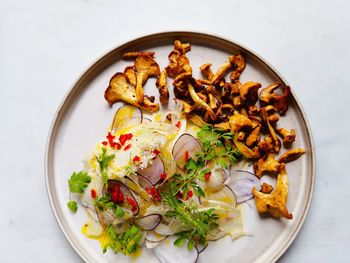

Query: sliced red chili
90 189 97 199
119 133 133 145
152 149 161 155
184 151 189 162
126 196 137 211
101 141 108 146
186 190 193 200
133 155 141 162
146 187 160 201
160 172 167 180
175 121 181 128
106 132 115 142
204 172 212 181
124 144 132 151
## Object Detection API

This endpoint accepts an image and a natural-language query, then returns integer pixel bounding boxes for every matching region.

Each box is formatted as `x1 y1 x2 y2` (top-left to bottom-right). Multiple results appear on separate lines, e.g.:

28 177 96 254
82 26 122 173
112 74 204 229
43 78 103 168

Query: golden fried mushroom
174 40 191 55
252 164 293 219
166 50 192 78
277 128 296 147
200 63 214 80
122 51 155 59
134 55 160 104
104 73 159 112
156 69 169 104
211 56 235 85
229 54 246 82
246 123 261 147
239 82 261 106
259 82 291 114
188 83 216 120
124 66 136 86
176 99 194 114
228 112 253 133
254 152 282 178
261 105 281 153
278 148 305 163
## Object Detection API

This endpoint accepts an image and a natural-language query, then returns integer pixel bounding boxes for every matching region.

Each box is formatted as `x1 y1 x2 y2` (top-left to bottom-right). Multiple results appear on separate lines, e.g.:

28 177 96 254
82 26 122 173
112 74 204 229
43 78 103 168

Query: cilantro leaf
67 200 78 213
68 171 91 193
97 148 115 184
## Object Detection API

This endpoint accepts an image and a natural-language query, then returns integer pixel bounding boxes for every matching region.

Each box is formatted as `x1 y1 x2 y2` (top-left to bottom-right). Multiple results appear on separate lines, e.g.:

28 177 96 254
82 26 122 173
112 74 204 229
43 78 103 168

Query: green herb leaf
67 200 78 213
174 236 186 247
115 205 125 218
68 171 91 193
106 224 143 255
97 148 115 184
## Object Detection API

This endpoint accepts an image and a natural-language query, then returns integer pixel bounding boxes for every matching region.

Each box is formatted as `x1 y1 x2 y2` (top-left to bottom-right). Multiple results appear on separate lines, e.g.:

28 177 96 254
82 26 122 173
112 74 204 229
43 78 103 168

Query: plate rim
45 31 315 263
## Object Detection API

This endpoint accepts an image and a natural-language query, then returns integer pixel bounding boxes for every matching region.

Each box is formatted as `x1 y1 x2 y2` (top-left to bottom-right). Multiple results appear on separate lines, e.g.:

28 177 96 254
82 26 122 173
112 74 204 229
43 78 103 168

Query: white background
1 0 349 262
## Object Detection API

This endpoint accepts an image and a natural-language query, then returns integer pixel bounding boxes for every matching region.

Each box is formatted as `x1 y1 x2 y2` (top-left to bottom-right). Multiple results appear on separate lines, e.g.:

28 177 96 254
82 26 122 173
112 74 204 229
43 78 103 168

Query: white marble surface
1 0 349 262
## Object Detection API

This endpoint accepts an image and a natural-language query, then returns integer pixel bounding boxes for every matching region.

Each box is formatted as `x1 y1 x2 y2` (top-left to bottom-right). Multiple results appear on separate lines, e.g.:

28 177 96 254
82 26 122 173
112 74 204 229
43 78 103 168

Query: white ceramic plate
45 32 315 263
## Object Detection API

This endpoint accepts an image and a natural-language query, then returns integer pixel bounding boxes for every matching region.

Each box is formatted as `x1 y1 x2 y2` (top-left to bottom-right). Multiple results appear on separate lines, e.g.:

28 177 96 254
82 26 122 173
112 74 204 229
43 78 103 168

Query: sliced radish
153 236 199 263
172 134 203 168
200 185 237 208
136 174 161 201
111 105 142 134
227 170 261 203
145 232 168 243
154 223 175 236
134 214 162 231
137 156 165 185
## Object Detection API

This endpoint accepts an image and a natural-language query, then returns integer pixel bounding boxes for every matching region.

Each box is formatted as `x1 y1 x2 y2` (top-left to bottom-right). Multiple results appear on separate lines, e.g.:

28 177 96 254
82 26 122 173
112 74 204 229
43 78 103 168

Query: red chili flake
119 133 133 145
124 144 132 151
133 155 141 162
184 151 189 162
153 149 161 155
101 141 108 146
106 132 115 141
175 121 181 128
204 172 212 181
90 189 97 199
176 192 183 200
146 187 160 201
110 185 124 203
187 190 193 199
160 172 167 180
126 196 138 212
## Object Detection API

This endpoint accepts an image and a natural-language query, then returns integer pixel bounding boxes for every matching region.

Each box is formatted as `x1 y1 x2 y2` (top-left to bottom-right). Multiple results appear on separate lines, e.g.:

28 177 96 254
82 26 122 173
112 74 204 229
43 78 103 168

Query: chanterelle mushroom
188 83 216 120
156 69 169 104
228 111 253 133
239 82 261 106
278 148 305 163
277 128 296 147
254 152 281 178
252 164 293 219
259 82 291 114
134 55 160 103
104 73 159 112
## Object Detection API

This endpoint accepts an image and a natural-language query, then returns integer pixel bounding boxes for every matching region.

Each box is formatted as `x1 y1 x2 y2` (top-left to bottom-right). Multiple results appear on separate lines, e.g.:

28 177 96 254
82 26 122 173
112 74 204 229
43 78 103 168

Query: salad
67 105 255 261
67 39 305 262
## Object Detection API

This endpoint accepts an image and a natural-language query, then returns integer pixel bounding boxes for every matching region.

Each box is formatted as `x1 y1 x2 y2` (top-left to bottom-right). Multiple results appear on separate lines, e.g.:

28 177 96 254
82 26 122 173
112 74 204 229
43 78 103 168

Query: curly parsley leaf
68 171 91 193
67 200 78 213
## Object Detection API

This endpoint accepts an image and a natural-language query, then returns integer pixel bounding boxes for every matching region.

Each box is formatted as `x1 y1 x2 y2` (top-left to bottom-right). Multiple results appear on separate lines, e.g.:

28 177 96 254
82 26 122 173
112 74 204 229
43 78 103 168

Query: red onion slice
137 156 165 185
154 236 199 263
103 180 140 215
227 170 261 204
134 214 162 231
172 133 203 168
111 105 142 134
